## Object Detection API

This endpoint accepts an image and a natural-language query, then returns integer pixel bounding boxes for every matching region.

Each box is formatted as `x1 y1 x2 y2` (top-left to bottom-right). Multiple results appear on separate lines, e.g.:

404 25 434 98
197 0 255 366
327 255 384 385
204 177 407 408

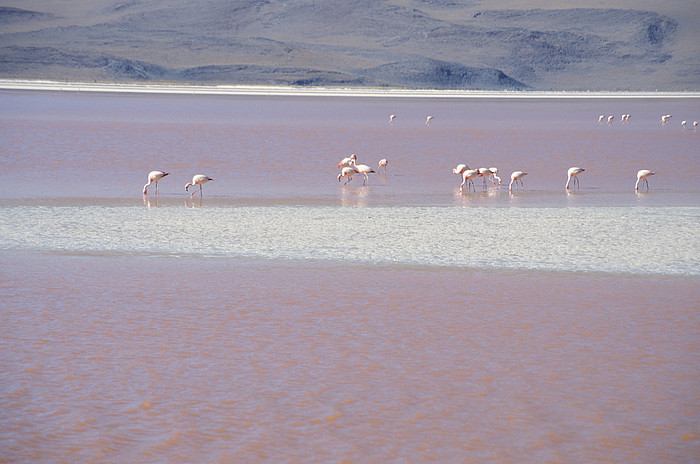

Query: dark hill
0 1 696 90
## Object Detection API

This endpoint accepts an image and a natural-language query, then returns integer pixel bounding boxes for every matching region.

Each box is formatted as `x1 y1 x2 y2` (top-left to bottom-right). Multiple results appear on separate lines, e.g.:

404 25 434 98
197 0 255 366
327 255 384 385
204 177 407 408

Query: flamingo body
426 115 433 125
635 169 655 191
566 167 585 190
378 158 388 174
338 166 356 185
460 169 479 193
185 174 213 197
509 171 527 192
489 167 501 186
453 164 469 175
143 170 169 195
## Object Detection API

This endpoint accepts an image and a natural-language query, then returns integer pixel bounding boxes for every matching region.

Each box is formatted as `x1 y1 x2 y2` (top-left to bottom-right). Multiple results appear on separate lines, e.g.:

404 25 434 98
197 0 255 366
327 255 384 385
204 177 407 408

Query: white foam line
1 79 699 99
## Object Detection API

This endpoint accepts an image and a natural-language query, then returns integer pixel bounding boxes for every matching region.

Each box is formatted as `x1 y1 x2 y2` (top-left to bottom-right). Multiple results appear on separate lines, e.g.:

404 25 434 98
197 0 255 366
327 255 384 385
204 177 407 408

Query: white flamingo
661 114 672 124
389 114 396 125
477 168 492 189
598 115 605 124
489 167 501 186
635 170 655 191
143 170 169 195
694 121 698 129
337 154 356 168
460 169 479 193
348 158 375 186
607 115 614 125
185 174 213 197
509 171 527 192
453 164 469 175
682 120 687 129
337 166 356 185
426 115 433 125
378 158 388 174
566 167 585 190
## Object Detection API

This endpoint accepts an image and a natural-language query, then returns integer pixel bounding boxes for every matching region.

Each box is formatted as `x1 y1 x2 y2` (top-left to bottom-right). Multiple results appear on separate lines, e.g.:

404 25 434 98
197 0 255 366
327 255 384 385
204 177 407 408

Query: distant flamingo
682 120 687 129
489 167 501 186
426 115 433 125
143 170 169 195
661 114 672 124
566 167 585 190
598 115 605 124
185 174 213 197
621 114 630 123
477 168 492 189
378 158 388 174
337 154 357 168
389 114 396 125
337 166 356 185
509 171 527 192
635 169 655 191
350 161 376 186
453 164 469 175
607 115 614 125
694 121 698 129
460 169 479 193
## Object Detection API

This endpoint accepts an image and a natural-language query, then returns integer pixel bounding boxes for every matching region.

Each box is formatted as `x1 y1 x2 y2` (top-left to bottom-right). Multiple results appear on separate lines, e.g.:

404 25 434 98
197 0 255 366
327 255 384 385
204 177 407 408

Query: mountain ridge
0 1 696 90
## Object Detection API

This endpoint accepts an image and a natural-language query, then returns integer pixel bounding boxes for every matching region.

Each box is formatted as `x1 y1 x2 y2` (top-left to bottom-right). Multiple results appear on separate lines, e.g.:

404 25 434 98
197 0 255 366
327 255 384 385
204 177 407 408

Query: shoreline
1 79 699 99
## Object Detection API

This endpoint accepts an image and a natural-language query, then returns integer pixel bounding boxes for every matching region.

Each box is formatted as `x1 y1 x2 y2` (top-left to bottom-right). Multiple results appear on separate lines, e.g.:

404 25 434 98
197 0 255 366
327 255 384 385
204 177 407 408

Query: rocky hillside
0 0 696 90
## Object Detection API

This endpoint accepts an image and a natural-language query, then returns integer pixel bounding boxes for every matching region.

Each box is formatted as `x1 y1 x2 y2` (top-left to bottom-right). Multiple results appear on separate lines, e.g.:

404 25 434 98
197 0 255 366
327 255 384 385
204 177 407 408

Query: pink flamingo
185 174 213 197
426 115 433 125
509 171 527 192
460 169 479 193
350 159 376 186
635 170 655 191
143 170 169 195
389 114 396 125
337 154 356 168
337 166 356 185
489 167 501 186
566 167 585 190
453 164 469 175
378 158 388 174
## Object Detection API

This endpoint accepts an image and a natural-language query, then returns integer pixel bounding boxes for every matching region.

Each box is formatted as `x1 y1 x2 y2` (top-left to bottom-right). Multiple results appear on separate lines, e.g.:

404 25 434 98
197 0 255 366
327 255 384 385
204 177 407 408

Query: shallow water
1 90 698 463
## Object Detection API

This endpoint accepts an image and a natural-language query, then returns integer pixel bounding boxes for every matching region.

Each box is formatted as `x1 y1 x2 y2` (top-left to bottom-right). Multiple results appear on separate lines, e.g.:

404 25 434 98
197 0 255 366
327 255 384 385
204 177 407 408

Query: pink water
1 90 699 463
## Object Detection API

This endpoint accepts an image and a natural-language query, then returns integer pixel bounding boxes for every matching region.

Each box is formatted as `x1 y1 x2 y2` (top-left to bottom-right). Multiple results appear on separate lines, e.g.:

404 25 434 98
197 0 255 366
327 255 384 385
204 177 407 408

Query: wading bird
143 170 169 195
378 158 388 174
185 174 213 197
460 169 479 193
337 166 356 185
635 170 655 191
389 114 396 125
566 167 585 190
426 115 433 125
489 167 502 186
509 171 527 192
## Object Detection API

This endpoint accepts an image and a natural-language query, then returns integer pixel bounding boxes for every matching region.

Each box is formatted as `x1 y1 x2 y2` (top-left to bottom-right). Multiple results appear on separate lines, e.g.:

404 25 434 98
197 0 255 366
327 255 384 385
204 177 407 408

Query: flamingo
378 158 388 174
598 115 605 124
661 114 672 124
426 115 434 125
489 167 501 186
635 169 655 191
460 169 479 193
607 115 614 125
694 121 698 129
143 170 169 195
337 154 357 168
682 120 687 129
337 166 356 185
350 160 375 186
566 167 585 190
477 168 492 189
185 174 213 197
389 114 396 125
453 164 469 175
509 171 527 192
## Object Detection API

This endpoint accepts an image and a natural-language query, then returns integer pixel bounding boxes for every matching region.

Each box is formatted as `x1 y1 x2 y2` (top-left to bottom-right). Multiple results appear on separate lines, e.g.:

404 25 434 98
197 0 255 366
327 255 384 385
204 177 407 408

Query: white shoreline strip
1 79 699 99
